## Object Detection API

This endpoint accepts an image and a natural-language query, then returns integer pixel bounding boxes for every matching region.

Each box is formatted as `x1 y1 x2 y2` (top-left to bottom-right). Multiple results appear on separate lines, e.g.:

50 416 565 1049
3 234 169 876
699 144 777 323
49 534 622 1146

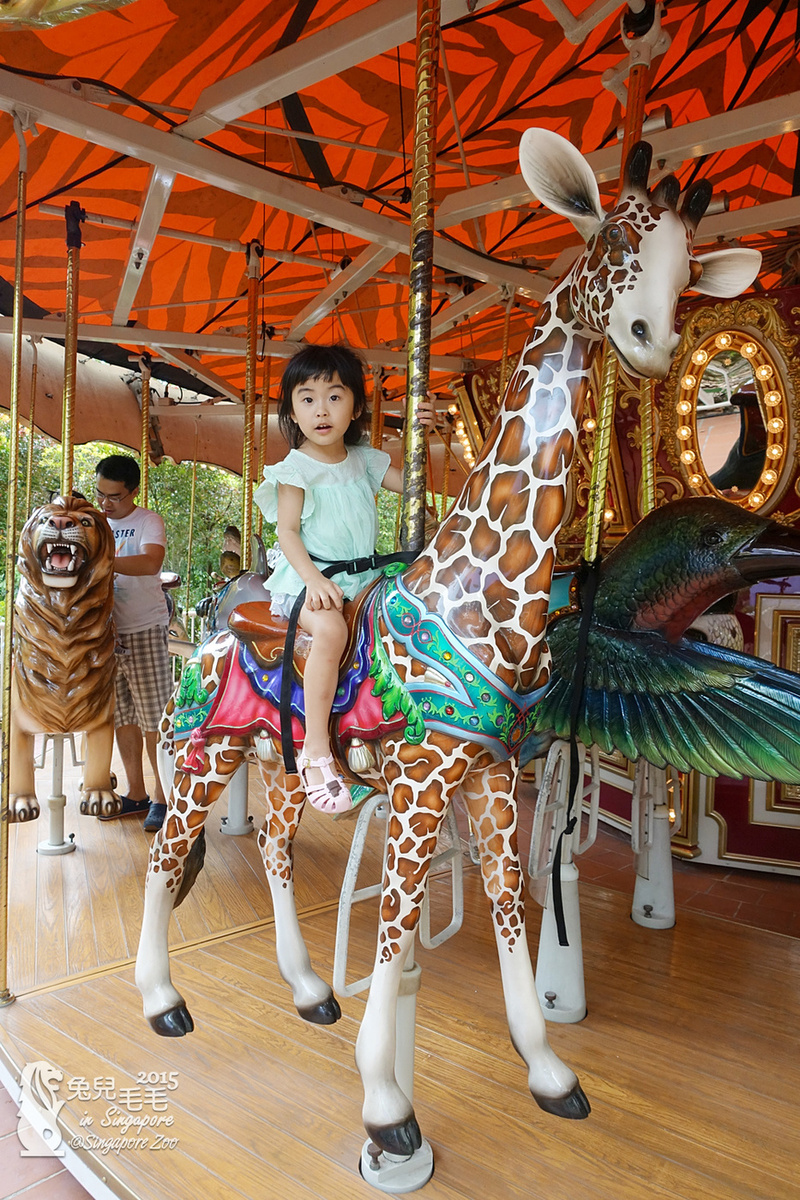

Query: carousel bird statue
530 497 800 779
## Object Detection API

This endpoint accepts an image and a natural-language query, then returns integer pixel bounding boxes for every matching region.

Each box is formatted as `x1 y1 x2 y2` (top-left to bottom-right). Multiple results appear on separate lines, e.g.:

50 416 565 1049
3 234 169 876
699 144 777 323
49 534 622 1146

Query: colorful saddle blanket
173 563 554 772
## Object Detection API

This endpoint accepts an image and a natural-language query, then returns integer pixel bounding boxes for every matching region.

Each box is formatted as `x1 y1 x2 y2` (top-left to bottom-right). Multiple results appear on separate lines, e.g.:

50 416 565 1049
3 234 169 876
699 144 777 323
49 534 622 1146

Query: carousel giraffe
135 129 760 1155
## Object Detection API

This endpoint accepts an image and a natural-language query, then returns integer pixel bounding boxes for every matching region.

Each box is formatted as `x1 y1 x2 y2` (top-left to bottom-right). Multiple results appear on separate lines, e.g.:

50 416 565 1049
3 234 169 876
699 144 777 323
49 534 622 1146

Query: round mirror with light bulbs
661 298 800 513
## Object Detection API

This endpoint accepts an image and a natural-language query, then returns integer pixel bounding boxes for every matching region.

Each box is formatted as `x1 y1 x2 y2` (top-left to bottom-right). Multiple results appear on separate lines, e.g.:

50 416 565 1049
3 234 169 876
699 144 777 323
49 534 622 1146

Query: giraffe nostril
631 320 647 340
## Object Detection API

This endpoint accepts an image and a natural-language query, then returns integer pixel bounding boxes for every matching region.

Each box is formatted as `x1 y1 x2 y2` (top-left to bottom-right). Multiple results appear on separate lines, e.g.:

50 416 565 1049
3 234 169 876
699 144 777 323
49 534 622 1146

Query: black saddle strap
551 555 601 947
279 551 416 773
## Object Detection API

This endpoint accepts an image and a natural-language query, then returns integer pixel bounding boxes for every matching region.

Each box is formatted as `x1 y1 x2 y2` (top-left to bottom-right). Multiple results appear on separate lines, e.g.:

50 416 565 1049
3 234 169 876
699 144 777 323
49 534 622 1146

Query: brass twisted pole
639 378 656 515
584 22 651 559
583 348 618 563
24 342 38 517
0 116 30 1007
242 240 262 571
138 352 151 509
184 434 198 622
60 201 84 499
370 366 383 449
400 0 440 552
619 21 657 520
256 352 271 539
498 287 514 400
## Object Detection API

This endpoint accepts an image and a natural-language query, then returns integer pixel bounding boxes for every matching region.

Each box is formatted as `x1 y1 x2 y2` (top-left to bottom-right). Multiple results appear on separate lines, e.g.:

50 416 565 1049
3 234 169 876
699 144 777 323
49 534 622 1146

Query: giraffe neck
403 278 601 691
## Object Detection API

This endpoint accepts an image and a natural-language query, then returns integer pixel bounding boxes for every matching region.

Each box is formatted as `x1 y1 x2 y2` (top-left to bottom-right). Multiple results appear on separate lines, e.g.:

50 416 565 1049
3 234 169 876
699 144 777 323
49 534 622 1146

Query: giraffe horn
651 174 680 210
620 140 652 196
681 179 713 234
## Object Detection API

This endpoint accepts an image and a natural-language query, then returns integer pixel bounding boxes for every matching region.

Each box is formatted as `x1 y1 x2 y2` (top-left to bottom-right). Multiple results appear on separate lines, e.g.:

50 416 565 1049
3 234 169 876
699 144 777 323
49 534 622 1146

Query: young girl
254 344 435 814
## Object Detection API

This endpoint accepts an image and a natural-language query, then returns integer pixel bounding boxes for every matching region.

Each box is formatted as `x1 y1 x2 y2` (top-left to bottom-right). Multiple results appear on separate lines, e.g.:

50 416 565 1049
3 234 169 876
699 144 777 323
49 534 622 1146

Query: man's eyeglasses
94 486 130 505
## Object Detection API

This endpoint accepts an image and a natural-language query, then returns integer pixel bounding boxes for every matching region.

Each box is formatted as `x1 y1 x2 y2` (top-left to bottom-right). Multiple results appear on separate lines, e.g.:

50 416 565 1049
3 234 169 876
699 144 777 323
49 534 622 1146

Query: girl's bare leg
296 604 349 809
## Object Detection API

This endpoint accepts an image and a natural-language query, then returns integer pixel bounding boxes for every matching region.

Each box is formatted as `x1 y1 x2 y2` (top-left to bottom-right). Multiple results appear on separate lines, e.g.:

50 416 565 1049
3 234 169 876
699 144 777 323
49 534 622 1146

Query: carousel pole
439 417 452 522
399 0 440 553
498 285 514 400
545 3 656 1007
183 447 198 627
0 115 32 1008
370 366 383 450
60 201 84 499
256 351 271 539
138 353 152 509
584 5 650 562
24 340 38 517
242 240 263 571
359 2 439 1191
618 4 657 520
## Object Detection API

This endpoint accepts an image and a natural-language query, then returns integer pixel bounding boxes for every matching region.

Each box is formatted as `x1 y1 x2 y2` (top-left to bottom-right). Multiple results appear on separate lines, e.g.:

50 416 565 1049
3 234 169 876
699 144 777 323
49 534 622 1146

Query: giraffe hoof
365 1116 422 1158
298 995 342 1025
535 1082 591 1120
148 1006 194 1038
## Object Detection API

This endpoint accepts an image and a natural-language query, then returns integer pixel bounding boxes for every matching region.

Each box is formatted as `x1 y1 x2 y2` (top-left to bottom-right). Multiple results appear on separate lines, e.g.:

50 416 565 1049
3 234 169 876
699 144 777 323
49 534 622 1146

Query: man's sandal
297 753 351 815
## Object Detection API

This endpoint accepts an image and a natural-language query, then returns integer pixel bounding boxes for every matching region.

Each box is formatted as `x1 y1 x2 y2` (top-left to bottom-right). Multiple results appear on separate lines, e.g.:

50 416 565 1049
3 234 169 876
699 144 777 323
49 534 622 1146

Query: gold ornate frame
661 297 800 514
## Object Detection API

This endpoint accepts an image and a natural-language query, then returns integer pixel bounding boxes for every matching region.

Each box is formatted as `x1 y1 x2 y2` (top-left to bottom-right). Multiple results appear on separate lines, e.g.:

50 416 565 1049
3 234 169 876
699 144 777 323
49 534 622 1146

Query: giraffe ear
689 248 762 297
519 128 605 241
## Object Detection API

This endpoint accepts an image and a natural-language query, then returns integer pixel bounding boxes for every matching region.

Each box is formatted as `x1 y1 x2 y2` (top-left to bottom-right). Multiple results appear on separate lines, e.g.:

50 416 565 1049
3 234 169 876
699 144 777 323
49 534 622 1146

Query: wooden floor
6 755 383 994
2 748 799 1199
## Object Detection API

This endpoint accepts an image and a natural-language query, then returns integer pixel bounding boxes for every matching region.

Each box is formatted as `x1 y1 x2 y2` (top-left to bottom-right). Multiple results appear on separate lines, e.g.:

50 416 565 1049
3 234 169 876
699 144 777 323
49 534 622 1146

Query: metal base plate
359 1138 434 1193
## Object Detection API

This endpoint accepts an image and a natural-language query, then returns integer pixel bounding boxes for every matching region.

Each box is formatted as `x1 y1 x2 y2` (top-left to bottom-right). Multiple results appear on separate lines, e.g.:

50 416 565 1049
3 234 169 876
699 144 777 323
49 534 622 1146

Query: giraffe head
519 128 761 380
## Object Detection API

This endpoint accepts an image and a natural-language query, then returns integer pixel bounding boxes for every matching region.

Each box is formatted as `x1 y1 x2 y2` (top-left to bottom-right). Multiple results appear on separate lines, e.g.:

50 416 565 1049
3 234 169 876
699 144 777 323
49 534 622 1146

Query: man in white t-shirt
95 455 172 832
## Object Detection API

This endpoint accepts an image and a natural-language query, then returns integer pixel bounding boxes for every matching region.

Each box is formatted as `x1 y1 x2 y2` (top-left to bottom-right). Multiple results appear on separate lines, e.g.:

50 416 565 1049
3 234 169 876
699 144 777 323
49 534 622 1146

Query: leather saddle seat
227 579 379 684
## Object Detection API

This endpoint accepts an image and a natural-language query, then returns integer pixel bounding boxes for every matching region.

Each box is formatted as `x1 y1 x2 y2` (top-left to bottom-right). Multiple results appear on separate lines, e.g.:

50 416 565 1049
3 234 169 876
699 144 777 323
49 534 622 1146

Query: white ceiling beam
430 282 502 340
179 0 495 142
435 91 800 228
0 318 477 372
530 193 800 269
288 244 395 338
150 345 243 403
697 195 800 243
112 165 176 325
0 71 538 297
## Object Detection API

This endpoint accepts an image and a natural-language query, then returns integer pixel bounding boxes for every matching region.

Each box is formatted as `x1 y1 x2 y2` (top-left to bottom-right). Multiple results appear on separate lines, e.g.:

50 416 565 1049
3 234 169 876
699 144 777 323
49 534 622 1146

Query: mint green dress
254 444 392 616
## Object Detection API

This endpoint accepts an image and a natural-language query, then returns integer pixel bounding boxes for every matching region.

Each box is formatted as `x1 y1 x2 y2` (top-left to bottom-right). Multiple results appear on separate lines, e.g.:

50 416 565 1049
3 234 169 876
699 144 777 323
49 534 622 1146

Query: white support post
220 761 254 836
37 735 77 856
529 740 599 1023
631 760 676 929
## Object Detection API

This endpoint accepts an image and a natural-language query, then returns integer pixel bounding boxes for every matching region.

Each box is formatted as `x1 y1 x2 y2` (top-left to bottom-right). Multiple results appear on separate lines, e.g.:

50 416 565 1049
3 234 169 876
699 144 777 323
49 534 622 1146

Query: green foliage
0 415 410 613
0 416 256 614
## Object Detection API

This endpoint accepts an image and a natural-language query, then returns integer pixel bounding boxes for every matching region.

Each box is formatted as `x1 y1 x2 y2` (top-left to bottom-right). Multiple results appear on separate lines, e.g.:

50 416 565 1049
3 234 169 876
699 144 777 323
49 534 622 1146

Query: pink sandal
297 752 352 815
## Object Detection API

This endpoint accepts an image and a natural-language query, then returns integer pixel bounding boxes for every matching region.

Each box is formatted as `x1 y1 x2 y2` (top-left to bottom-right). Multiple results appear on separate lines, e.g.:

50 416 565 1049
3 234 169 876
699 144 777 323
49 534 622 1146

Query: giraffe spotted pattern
136 127 760 1158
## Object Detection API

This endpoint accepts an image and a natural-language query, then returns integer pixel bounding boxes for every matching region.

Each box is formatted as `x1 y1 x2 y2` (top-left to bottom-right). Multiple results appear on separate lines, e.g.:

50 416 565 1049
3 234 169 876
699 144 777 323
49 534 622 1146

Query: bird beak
733 521 800 582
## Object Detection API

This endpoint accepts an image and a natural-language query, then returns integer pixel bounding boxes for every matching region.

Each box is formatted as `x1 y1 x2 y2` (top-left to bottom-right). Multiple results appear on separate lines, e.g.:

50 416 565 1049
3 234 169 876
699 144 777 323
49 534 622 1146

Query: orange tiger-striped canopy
0 0 797 432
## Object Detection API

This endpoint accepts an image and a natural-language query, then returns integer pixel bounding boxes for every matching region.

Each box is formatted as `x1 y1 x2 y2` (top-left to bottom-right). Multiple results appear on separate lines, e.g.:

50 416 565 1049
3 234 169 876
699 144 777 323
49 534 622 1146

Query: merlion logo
17 1060 65 1157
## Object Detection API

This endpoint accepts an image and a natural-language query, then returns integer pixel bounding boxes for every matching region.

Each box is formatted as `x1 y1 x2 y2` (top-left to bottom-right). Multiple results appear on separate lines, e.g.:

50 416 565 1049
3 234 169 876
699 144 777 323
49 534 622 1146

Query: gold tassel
256 731 276 762
347 738 376 773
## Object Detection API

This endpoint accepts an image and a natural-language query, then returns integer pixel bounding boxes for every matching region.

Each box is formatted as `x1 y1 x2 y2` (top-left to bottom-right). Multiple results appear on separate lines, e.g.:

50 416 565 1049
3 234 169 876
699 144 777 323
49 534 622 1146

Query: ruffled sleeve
355 445 392 494
253 451 314 523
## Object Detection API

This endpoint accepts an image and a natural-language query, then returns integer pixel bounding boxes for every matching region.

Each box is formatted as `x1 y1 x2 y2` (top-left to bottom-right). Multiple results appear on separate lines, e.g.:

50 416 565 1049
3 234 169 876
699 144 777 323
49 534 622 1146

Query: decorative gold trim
755 593 800 814
661 298 800 514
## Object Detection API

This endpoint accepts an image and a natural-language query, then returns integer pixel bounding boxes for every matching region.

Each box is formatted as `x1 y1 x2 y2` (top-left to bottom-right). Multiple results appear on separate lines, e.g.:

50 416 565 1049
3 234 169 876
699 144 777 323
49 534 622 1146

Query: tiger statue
10 495 121 820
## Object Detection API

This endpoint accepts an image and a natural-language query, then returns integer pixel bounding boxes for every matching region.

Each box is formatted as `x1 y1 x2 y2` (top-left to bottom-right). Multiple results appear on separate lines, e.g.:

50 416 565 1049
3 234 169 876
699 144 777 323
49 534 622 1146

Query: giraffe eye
604 223 623 245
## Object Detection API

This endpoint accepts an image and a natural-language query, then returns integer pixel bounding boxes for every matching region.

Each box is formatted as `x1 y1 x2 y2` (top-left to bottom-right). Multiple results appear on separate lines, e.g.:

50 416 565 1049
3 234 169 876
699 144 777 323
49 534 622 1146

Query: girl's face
290 372 356 452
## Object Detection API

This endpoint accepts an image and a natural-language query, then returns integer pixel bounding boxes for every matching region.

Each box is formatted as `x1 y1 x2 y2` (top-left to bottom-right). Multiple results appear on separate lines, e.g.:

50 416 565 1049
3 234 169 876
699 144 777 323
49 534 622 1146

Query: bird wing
537 616 800 782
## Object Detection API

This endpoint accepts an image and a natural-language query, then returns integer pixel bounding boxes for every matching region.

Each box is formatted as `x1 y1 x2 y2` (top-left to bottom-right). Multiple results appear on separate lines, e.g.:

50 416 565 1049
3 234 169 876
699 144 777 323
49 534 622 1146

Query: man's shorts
114 625 173 732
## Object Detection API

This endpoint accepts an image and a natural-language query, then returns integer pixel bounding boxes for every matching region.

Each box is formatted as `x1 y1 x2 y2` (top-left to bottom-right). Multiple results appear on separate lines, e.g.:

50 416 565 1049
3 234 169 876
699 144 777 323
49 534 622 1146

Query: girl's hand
305 574 344 611
416 391 445 429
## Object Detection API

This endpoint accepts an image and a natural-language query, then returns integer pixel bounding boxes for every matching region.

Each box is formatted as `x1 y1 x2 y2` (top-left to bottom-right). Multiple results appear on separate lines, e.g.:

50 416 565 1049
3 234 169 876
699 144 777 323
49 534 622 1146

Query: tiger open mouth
38 541 86 579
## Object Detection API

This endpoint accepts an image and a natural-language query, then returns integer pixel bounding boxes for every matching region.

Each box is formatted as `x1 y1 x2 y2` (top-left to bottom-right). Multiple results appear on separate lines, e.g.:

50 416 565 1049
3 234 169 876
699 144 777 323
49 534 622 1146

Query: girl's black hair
277 344 370 449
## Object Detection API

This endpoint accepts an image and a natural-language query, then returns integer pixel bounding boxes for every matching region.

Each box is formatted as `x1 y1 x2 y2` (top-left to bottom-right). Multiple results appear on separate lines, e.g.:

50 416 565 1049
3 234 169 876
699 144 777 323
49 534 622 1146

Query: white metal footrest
333 796 464 998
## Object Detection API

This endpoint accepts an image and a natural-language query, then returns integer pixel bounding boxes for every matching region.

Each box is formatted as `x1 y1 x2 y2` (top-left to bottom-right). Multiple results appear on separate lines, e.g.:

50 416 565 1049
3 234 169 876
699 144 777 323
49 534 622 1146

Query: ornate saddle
227 577 379 684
